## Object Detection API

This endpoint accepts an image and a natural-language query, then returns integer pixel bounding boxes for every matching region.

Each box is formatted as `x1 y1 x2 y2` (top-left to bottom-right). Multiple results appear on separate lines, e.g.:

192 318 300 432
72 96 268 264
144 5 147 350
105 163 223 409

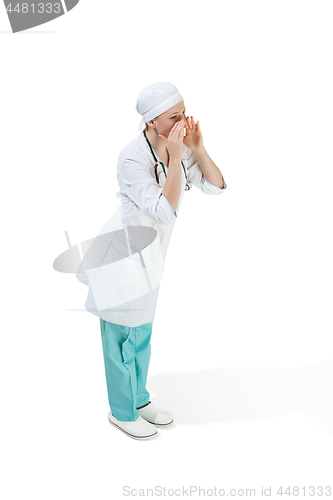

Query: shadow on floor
147 359 333 435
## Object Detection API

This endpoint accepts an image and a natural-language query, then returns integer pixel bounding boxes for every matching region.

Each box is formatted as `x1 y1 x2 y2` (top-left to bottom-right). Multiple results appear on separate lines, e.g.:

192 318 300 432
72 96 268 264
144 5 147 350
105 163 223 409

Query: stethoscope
143 129 190 191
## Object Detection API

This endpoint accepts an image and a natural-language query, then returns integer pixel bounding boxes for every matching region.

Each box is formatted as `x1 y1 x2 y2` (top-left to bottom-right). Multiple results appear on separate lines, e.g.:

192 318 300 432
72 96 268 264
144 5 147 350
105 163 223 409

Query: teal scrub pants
100 319 153 422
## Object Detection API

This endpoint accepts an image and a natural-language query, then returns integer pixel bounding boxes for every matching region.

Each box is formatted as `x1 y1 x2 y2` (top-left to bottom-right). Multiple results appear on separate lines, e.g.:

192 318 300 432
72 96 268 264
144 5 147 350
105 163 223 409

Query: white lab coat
76 132 227 327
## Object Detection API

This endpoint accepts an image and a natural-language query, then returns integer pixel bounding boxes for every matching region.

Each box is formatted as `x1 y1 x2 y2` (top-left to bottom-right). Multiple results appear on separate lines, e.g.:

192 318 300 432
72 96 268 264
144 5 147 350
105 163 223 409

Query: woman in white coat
76 82 227 440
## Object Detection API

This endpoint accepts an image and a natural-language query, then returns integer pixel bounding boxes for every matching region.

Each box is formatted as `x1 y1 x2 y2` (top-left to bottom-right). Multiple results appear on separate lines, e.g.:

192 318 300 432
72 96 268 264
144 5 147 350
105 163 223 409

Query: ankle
136 401 151 410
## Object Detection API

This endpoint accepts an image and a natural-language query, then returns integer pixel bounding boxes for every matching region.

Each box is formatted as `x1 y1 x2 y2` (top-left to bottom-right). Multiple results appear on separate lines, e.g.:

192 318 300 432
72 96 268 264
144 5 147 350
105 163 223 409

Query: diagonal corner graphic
3 0 80 33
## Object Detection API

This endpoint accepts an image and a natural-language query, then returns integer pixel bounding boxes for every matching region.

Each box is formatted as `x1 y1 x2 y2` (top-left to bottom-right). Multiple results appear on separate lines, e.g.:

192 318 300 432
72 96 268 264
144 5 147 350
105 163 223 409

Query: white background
1 1 333 498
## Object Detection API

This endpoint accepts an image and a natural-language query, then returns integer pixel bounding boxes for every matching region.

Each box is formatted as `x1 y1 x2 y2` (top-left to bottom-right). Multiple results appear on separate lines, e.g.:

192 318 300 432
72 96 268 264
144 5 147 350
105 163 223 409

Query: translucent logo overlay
53 228 166 313
3 0 80 33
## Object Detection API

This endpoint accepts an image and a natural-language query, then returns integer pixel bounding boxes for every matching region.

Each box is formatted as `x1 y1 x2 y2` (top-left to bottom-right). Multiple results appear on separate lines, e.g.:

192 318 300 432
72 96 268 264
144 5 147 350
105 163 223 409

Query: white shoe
107 412 158 440
137 402 174 427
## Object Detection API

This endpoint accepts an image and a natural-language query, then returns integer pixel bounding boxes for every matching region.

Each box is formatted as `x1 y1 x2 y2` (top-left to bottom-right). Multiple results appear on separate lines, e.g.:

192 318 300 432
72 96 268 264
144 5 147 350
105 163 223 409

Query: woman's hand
183 116 203 151
158 119 185 163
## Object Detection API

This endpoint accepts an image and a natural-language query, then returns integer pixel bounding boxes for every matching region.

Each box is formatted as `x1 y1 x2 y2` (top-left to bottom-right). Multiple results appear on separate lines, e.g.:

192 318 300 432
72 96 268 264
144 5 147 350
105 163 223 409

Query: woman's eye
171 110 186 119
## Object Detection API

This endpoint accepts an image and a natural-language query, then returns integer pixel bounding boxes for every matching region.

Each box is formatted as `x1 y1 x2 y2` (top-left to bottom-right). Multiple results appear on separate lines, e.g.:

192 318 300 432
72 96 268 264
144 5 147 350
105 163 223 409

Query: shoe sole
146 419 174 428
108 416 158 441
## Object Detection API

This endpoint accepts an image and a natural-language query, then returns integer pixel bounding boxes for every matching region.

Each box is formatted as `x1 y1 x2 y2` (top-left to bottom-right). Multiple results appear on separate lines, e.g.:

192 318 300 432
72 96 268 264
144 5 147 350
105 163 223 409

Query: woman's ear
147 120 156 129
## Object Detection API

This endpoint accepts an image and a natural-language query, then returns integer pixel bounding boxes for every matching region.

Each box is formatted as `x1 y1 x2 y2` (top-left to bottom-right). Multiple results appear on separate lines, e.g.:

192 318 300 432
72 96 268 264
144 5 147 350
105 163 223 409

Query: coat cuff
201 176 227 194
157 193 177 224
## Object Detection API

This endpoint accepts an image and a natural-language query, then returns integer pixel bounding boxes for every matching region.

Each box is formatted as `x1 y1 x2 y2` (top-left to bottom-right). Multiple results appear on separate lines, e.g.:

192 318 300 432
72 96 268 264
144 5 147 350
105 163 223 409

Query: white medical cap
136 82 183 131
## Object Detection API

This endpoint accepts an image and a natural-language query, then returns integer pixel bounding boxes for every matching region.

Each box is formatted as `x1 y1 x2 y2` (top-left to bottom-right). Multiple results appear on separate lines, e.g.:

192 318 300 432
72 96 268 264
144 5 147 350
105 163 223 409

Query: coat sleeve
120 156 177 225
183 149 227 194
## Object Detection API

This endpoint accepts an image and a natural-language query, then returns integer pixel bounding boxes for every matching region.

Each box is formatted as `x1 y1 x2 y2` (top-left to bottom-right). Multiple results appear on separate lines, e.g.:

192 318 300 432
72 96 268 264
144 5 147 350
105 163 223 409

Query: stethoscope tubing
143 130 190 190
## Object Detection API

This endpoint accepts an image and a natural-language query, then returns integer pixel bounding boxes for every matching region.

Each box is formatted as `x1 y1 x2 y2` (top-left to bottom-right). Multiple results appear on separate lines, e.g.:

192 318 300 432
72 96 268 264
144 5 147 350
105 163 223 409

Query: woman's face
148 100 187 138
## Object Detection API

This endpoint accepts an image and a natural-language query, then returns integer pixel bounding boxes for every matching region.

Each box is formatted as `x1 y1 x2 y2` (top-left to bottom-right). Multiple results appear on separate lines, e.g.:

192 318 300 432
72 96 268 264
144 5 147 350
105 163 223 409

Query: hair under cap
136 82 183 131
